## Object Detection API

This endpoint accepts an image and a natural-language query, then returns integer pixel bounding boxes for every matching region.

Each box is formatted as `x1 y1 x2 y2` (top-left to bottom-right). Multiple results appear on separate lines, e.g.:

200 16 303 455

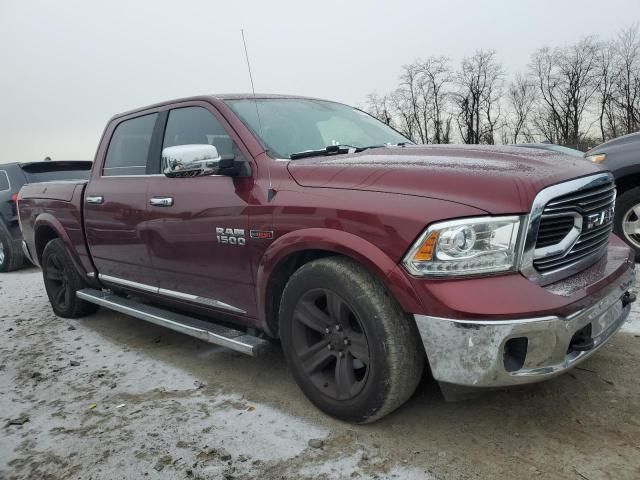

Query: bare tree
365 92 394 126
530 36 600 146
365 24 640 146
595 40 619 141
397 62 428 143
389 89 418 141
416 56 453 143
506 73 535 143
367 57 454 144
613 24 640 134
454 50 505 144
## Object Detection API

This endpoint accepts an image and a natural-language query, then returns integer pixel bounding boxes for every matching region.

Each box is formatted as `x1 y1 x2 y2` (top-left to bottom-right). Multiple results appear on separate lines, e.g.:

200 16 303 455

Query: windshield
225 98 410 159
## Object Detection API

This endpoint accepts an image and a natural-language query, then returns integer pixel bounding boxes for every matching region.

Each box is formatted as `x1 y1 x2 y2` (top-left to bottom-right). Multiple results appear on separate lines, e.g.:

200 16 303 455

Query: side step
77 289 271 357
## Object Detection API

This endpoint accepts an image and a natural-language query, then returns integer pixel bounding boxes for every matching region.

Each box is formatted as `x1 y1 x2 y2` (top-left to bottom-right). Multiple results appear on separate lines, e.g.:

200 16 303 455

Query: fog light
504 337 528 372
568 324 594 353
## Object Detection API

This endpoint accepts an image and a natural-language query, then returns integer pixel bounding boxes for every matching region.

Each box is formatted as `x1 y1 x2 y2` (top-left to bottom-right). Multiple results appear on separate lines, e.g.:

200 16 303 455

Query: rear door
84 112 159 290
143 103 258 317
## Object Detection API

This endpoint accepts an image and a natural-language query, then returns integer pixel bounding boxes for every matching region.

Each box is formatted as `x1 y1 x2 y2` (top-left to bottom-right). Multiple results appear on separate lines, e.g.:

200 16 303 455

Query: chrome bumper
414 266 636 388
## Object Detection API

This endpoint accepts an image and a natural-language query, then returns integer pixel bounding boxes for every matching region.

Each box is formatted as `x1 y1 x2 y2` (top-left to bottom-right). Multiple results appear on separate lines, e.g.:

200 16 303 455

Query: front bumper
414 265 636 388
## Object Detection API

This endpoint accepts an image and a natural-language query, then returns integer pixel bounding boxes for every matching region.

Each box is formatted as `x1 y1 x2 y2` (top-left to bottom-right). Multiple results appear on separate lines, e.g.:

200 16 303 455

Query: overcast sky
1 0 639 163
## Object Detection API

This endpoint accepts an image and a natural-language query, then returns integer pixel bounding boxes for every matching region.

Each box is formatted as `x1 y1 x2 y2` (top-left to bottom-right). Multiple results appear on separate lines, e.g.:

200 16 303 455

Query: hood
286 145 604 214
588 130 640 155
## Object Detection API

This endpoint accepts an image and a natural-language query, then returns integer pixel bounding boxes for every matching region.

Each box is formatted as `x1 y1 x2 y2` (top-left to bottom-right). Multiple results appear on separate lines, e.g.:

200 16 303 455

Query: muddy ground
0 268 639 480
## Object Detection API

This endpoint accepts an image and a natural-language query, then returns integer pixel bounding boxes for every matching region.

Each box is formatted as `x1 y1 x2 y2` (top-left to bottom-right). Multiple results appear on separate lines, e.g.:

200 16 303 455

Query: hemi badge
250 230 274 240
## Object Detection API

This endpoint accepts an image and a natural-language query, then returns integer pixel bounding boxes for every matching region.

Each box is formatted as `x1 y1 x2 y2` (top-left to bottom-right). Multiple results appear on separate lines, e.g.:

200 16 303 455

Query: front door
143 104 257 317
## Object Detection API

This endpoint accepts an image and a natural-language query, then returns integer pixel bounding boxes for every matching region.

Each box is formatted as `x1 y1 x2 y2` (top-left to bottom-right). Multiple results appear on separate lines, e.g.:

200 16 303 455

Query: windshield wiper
289 144 400 160
289 145 357 160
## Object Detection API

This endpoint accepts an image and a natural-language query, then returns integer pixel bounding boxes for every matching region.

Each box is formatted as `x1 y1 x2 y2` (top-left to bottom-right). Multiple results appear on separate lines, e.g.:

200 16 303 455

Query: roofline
18 160 93 166
110 93 349 121
0 160 92 167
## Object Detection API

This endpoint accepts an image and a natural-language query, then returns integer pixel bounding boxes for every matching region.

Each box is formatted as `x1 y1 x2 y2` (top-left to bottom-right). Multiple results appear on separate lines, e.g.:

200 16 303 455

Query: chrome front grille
535 216 575 248
533 180 616 273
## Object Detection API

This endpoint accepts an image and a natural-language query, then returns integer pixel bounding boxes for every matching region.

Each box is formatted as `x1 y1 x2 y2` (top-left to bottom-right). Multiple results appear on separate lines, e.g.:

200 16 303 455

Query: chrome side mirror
162 144 234 178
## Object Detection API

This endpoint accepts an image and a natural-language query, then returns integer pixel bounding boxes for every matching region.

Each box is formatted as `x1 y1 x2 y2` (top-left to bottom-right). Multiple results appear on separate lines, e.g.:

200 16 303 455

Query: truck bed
18 180 94 276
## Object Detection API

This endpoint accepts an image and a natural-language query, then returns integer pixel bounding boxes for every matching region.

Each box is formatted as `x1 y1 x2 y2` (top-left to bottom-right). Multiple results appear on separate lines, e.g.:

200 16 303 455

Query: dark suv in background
0 160 92 271
587 132 640 260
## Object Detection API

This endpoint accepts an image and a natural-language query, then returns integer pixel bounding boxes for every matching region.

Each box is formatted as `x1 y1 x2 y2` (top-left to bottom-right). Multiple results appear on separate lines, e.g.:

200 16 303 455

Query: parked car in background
0 160 92 271
515 143 585 158
586 132 640 260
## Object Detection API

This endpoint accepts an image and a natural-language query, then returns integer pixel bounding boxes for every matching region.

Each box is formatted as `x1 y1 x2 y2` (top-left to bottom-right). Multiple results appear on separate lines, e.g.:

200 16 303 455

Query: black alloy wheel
279 257 425 423
44 250 73 312
41 239 98 318
291 288 370 401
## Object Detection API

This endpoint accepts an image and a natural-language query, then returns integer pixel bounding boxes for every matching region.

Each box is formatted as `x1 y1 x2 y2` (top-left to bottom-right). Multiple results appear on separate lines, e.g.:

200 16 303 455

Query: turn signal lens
11 193 18 203
586 153 606 163
412 231 439 261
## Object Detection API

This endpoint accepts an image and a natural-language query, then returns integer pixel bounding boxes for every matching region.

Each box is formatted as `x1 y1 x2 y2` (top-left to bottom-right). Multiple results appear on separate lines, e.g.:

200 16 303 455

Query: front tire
279 257 425 423
614 187 640 261
42 239 98 318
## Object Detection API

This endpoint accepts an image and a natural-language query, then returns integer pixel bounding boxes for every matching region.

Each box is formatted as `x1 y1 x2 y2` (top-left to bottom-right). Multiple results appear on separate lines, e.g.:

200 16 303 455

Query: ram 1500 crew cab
18 94 636 423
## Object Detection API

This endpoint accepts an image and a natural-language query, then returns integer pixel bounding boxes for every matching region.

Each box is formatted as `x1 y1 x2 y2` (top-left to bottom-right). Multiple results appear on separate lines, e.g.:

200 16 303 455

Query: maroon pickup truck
18 94 636 423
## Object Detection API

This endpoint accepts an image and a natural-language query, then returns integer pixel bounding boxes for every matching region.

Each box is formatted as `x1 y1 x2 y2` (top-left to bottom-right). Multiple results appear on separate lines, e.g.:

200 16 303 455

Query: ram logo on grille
532 178 616 273
585 205 615 230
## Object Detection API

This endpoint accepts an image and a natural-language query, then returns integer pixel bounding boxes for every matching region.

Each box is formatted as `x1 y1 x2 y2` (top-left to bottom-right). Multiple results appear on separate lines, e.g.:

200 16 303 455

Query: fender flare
614 167 640 194
255 228 422 332
33 213 88 277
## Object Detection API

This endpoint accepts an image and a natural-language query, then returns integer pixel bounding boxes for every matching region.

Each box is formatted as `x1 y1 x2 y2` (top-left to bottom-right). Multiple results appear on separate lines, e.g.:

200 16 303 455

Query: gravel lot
1 267 639 480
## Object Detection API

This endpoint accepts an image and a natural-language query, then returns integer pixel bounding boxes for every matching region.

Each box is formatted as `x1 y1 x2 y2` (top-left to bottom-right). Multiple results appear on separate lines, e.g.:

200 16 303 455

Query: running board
76 289 270 357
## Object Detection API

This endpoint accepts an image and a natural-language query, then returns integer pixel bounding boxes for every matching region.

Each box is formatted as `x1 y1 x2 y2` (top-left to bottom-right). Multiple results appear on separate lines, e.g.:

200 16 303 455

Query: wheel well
616 173 640 196
35 225 58 263
265 249 336 337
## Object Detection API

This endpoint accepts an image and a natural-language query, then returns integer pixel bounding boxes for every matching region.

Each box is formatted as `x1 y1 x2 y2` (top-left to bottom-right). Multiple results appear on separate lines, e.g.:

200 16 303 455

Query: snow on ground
0 270 429 480
1 267 639 479
620 267 640 334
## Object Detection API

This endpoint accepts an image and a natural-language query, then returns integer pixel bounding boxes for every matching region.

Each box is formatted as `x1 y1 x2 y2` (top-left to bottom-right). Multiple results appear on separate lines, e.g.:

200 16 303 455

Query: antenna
241 29 275 201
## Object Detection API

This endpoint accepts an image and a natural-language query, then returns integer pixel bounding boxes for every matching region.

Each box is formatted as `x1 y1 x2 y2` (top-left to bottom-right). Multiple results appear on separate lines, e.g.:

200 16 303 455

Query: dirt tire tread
42 239 98 318
279 256 425 423
0 224 26 272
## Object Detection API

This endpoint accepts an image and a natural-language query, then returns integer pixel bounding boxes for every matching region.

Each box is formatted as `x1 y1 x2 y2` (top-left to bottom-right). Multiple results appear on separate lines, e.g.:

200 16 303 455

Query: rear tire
42 239 98 318
614 187 640 261
0 224 25 272
279 257 425 423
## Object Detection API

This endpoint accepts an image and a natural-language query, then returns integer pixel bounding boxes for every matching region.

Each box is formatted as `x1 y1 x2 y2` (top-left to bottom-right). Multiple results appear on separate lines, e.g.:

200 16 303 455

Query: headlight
586 153 606 163
403 216 524 277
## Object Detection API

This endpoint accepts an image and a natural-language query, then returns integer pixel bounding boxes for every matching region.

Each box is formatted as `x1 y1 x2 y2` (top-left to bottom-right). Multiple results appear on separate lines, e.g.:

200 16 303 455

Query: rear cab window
103 113 158 176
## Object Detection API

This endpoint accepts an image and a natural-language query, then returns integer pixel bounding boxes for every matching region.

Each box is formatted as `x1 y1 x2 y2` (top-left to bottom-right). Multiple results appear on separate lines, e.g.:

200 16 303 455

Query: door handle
149 197 174 207
86 195 104 205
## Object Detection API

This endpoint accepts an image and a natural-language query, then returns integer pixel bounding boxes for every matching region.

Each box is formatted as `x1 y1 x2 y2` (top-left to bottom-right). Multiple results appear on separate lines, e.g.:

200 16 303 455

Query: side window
103 113 158 176
163 107 239 161
0 170 9 191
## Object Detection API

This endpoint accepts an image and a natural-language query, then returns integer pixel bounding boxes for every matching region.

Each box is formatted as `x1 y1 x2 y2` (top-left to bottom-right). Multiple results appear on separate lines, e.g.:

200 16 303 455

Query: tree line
365 24 640 148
